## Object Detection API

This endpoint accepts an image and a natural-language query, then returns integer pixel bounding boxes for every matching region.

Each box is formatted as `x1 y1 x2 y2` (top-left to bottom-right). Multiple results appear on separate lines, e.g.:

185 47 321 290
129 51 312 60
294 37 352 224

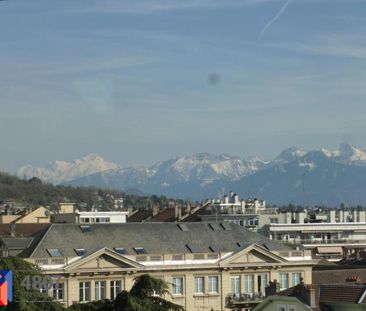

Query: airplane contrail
259 0 294 40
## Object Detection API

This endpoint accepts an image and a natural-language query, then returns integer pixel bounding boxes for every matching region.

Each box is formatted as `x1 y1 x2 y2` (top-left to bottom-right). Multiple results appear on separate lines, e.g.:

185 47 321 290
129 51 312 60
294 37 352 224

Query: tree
114 274 185 311
0 257 64 311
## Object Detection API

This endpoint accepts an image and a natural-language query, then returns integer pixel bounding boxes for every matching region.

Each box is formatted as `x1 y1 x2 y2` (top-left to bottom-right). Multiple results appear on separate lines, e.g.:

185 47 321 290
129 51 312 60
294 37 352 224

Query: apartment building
22 222 316 310
52 203 128 224
267 210 366 261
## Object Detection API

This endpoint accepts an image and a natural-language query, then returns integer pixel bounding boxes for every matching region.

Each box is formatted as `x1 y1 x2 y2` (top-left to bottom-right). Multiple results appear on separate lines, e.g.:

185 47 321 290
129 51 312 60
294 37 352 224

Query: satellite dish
44 210 50 217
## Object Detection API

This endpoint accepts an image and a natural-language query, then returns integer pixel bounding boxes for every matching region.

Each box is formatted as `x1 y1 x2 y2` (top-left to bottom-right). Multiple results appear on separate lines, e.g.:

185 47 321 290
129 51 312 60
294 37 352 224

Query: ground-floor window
95 281 106 300
110 280 121 300
53 282 64 301
79 281 90 302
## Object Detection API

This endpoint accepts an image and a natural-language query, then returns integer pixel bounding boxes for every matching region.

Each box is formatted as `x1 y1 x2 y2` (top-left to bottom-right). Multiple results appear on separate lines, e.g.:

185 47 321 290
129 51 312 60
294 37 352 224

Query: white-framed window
292 273 301 286
208 276 219 293
172 277 184 295
245 274 254 294
288 306 296 311
95 281 106 300
258 273 268 295
79 281 90 302
277 306 286 311
53 282 64 301
194 277 204 294
231 276 241 295
110 280 121 300
280 273 289 290
39 285 48 295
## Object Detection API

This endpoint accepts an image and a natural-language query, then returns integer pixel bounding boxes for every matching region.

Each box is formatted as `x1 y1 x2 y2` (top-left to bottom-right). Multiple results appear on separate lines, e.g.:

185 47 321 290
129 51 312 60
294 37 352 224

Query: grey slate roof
29 222 290 258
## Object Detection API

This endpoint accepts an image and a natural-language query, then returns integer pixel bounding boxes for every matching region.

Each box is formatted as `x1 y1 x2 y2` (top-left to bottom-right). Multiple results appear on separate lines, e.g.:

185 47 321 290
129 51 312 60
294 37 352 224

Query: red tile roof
319 284 366 304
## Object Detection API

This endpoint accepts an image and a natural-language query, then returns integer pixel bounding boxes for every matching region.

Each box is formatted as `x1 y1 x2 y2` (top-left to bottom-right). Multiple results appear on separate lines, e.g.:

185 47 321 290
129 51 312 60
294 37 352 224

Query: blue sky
1 0 366 171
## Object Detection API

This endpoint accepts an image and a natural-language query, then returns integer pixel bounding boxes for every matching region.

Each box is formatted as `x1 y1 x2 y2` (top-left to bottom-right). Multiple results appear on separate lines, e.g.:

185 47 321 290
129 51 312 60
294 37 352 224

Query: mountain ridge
15 144 366 205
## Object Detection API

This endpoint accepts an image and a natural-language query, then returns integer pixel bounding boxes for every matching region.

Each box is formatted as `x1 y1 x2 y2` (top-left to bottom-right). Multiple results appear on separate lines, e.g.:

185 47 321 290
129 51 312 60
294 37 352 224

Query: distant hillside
0 172 188 211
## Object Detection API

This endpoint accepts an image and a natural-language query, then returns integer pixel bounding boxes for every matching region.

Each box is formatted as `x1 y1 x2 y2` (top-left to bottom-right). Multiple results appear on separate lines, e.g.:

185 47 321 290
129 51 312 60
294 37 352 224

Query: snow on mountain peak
16 154 119 184
274 147 306 163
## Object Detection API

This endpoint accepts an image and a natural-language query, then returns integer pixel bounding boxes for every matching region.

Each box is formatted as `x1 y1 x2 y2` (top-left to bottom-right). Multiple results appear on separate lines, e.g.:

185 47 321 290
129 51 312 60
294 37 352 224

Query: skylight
79 225 92 233
177 224 189 231
209 246 218 253
114 247 127 255
134 247 147 254
47 248 63 257
208 223 222 231
74 248 87 256
220 222 232 231
186 244 200 253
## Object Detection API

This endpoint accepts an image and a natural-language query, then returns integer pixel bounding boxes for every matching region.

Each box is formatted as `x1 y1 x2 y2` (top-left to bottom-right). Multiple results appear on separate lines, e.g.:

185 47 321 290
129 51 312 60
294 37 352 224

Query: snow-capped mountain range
15 144 366 205
17 154 118 184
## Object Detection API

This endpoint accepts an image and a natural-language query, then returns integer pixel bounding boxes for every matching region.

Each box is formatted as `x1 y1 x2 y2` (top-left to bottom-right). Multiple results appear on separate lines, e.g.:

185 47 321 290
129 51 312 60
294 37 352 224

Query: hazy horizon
2 0 366 172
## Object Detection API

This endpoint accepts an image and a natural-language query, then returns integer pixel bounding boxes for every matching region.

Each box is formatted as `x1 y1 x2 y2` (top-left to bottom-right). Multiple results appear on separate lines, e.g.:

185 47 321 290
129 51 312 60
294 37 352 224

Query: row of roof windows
78 223 233 234
47 247 147 257
47 241 251 258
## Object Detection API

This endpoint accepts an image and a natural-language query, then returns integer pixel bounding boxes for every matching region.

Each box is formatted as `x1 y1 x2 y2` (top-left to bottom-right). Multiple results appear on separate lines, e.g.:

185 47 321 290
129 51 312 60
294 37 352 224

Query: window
194 277 204 294
292 273 301 286
96 217 110 223
245 275 254 294
95 281 106 300
79 281 90 302
288 306 296 311
79 225 92 233
247 218 259 226
53 283 64 301
277 306 286 311
270 218 279 224
74 248 87 256
258 273 268 295
114 247 127 255
110 280 121 300
134 247 147 254
231 276 241 295
280 273 289 290
172 277 183 295
47 248 63 257
208 276 218 293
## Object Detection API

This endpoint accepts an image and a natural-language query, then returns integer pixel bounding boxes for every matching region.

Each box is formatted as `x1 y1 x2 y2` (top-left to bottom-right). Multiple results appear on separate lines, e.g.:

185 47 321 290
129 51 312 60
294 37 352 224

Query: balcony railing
282 239 366 245
226 292 265 307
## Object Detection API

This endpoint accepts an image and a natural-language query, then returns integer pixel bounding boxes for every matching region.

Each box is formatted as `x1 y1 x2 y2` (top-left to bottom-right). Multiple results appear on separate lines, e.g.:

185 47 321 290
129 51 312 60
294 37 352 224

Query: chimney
127 206 133 217
10 223 16 238
241 200 246 214
186 203 191 214
224 195 229 204
304 285 317 308
178 206 182 221
152 205 160 217
175 205 179 219
265 280 280 296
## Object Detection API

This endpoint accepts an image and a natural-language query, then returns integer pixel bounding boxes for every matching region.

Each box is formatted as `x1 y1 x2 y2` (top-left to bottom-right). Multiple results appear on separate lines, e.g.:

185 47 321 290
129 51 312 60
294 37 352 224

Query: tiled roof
127 210 153 222
28 222 290 258
0 223 50 237
149 208 177 222
319 284 366 304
